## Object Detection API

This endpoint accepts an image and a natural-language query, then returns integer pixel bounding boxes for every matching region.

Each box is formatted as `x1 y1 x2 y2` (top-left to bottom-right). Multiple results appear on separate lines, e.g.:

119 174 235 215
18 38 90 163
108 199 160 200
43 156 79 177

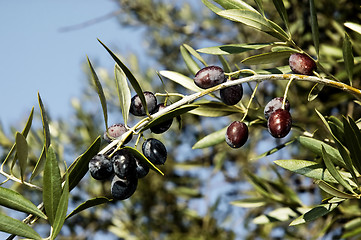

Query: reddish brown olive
225 121 248 148
194 66 226 89
264 97 290 120
289 53 316 75
267 109 292 138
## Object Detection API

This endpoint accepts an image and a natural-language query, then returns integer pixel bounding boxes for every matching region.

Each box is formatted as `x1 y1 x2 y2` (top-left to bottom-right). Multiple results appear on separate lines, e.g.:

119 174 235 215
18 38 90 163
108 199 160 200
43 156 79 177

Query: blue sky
0 1 143 132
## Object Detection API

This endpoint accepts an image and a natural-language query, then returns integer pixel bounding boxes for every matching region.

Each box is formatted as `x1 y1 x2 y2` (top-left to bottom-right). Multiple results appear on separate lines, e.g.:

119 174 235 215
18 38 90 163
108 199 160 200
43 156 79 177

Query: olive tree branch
99 73 361 155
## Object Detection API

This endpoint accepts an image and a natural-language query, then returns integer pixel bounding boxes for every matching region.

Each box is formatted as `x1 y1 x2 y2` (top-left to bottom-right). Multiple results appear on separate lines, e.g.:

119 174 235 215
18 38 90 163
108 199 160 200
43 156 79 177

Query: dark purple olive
289 53 316 75
112 149 136 180
194 66 226 89
130 91 157 116
225 121 248 148
267 109 292 138
220 83 243 105
88 154 113 180
264 97 290 120
142 138 167 165
111 175 138 200
150 103 173 134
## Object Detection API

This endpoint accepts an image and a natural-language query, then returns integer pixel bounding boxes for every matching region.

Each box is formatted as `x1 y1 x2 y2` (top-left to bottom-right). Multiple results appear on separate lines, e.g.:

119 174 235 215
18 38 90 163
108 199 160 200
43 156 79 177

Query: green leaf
123 146 164 176
308 83 324 101
214 0 257 11
0 213 42 240
182 43 208 67
15 132 28 182
43 146 62 226
87 57 108 130
251 138 296 160
98 39 149 115
321 146 354 193
51 172 69 240
230 198 267 208
254 0 264 15
115 65 131 126
218 55 232 73
290 202 339 226
192 127 227 149
309 0 320 57
197 43 271 55
274 160 355 186
217 9 288 40
189 101 243 117
253 207 299 224
30 146 46 181
68 136 101 191
343 116 361 175
66 197 111 220
272 0 290 33
38 92 51 150
0 186 46 219
141 105 198 133
343 33 354 86
316 180 356 199
180 45 200 75
299 135 346 168
345 22 361 35
242 51 292 65
159 70 202 92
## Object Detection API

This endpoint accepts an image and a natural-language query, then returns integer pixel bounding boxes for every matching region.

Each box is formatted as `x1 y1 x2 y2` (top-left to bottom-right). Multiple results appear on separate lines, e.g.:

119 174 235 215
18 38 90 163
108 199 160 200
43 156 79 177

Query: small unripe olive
225 121 248 148
194 66 226 89
289 53 316 75
267 109 292 138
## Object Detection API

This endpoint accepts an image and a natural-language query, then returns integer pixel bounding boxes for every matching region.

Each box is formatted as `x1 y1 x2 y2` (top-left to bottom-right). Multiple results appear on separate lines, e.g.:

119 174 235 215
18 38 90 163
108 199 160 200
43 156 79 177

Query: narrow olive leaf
98 39 149 115
321 146 355 193
254 0 264 15
197 43 271 55
66 197 111 220
38 92 51 150
218 55 232 73
0 186 46 219
343 116 361 175
316 180 356 199
202 0 222 14
343 33 354 86
189 101 243 117
242 51 293 65
183 44 207 67
43 146 62 226
217 9 287 40
299 136 346 168
214 0 257 11
115 65 131 126
51 173 69 240
30 145 46 181
309 0 320 57
141 105 198 133
251 138 296 160
123 146 164 176
315 108 332 132
290 202 339 226
345 22 361 35
253 207 299 224
308 83 324 101
328 116 343 129
272 0 290 33
230 198 267 208
87 57 108 130
15 132 28 182
159 70 202 92
329 122 345 143
180 45 200 75
192 127 227 149
274 160 355 186
0 213 42 240
68 136 101 191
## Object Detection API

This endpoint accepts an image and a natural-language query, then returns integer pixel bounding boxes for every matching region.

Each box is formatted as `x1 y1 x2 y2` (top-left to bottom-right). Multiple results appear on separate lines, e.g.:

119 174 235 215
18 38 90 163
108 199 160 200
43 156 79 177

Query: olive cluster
194 52 315 148
89 92 171 200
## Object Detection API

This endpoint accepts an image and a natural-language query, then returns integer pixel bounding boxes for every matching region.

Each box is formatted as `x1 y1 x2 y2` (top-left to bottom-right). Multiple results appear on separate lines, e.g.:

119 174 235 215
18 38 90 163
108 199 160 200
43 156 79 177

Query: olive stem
241 82 259 122
282 76 295 109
